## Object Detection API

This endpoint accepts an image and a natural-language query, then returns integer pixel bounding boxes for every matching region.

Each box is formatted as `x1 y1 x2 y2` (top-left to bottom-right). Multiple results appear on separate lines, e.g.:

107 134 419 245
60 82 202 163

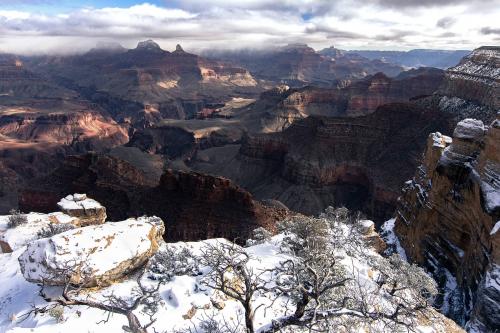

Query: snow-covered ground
0 207 459 333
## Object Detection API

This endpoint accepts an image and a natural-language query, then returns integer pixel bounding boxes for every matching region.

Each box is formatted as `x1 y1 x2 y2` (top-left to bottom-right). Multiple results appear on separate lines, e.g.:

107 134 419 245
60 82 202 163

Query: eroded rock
18 216 165 287
57 193 107 226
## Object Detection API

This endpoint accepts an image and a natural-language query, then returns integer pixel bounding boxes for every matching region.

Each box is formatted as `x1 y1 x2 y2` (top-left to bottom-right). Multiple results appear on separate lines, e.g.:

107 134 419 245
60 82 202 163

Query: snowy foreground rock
18 216 164 287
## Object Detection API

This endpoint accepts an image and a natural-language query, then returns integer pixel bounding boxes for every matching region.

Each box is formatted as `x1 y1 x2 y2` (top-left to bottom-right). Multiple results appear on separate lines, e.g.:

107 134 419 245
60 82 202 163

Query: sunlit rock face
394 115 500 330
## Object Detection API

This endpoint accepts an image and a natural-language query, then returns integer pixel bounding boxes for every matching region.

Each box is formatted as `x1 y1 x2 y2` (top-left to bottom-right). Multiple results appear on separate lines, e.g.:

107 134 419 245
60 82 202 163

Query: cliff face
394 116 499 330
20 153 288 242
439 46 499 110
192 103 454 221
26 41 263 126
245 68 444 133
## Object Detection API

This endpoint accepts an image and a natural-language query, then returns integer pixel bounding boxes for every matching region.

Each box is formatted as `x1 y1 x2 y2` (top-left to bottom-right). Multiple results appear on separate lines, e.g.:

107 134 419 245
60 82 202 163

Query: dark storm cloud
480 27 500 35
436 17 456 28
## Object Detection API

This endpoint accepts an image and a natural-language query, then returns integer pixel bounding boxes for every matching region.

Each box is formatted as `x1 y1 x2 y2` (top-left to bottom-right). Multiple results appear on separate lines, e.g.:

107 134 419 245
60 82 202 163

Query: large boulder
57 193 107 226
19 216 164 287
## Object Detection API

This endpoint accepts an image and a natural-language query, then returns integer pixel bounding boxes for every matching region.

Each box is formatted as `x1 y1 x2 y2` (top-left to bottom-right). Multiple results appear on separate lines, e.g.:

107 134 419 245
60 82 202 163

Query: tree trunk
294 291 309 319
125 311 147 333
244 301 255 333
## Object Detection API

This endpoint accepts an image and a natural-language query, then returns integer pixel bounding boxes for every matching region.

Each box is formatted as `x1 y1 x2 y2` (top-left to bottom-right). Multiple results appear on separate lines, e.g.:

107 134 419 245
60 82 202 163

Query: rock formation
202 44 404 86
20 153 289 242
57 194 107 226
25 40 262 126
439 46 499 110
18 216 164 287
191 103 454 221
237 68 445 133
393 116 499 330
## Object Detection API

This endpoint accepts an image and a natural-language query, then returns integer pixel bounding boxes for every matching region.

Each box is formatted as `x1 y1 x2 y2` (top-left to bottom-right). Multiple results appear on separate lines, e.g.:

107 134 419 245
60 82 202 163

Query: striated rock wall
203 103 454 221
248 68 445 133
439 46 499 110
394 116 499 330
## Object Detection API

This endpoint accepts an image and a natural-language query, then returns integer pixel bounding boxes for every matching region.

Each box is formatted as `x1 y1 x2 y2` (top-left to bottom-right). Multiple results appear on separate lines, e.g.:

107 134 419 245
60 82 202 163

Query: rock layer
191 103 454 221
394 116 500 329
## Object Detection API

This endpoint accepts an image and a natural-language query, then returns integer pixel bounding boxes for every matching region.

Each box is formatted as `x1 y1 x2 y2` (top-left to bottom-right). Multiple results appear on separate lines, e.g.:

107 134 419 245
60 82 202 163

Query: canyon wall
394 117 499 331
20 153 288 242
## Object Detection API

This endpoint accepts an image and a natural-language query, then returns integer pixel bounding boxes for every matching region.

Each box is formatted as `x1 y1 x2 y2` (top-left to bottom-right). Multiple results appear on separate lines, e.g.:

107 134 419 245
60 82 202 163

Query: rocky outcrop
19 153 154 219
26 40 263 126
127 126 196 158
203 44 404 86
241 68 444 133
0 103 128 150
18 216 164 287
439 46 499 110
20 153 288 242
192 103 454 221
394 116 500 330
143 170 288 242
57 194 106 226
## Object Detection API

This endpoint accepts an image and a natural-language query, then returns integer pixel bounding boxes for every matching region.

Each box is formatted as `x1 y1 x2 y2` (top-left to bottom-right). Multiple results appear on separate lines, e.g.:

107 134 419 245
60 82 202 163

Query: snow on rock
0 212 78 252
57 194 106 226
452 119 485 140
380 218 408 261
491 221 500 236
18 216 165 287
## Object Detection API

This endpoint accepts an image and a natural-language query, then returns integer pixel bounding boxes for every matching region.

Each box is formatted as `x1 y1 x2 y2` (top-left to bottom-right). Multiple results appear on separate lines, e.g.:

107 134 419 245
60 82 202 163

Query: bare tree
19 263 162 333
197 241 273 333
265 208 438 332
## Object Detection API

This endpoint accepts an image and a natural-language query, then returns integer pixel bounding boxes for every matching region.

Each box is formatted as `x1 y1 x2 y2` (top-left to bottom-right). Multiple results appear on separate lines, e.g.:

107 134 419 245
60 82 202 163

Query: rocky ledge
394 115 499 330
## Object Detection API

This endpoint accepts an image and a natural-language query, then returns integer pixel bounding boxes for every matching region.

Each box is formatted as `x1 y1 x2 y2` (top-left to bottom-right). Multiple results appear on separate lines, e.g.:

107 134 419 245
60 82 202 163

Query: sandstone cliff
394 116 499 331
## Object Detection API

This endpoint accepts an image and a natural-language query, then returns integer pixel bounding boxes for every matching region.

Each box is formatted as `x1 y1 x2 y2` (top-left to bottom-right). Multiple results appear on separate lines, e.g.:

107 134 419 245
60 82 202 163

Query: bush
148 246 199 282
48 306 64 323
37 223 76 239
7 209 28 228
246 227 272 246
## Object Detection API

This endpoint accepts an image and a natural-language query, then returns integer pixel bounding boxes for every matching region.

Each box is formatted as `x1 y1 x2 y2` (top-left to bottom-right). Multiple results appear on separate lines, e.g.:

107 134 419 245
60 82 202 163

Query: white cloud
0 1 498 54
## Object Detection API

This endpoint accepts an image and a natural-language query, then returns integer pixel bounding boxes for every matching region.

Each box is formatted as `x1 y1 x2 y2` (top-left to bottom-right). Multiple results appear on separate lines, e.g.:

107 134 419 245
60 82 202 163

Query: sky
0 0 499 54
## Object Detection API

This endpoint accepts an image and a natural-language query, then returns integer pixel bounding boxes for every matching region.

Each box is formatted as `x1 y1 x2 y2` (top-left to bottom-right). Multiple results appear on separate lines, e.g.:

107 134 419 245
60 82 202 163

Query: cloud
480 27 500 35
0 1 497 54
436 17 456 28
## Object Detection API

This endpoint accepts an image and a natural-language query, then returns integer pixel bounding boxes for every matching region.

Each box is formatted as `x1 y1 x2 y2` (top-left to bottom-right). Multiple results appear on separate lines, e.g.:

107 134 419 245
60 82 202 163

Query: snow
18 216 161 284
481 181 500 214
0 213 78 251
452 118 485 140
0 215 450 333
57 194 103 211
491 221 500 236
380 218 407 261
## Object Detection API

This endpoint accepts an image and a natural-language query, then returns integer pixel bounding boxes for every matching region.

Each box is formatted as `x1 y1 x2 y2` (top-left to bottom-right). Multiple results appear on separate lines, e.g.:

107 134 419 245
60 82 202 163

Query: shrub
48 306 64 323
148 246 199 282
37 223 76 239
7 209 28 228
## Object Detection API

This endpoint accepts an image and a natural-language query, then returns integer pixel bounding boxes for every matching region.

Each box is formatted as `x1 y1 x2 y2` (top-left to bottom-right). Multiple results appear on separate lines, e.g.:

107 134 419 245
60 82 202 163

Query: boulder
57 194 107 226
19 216 165 287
